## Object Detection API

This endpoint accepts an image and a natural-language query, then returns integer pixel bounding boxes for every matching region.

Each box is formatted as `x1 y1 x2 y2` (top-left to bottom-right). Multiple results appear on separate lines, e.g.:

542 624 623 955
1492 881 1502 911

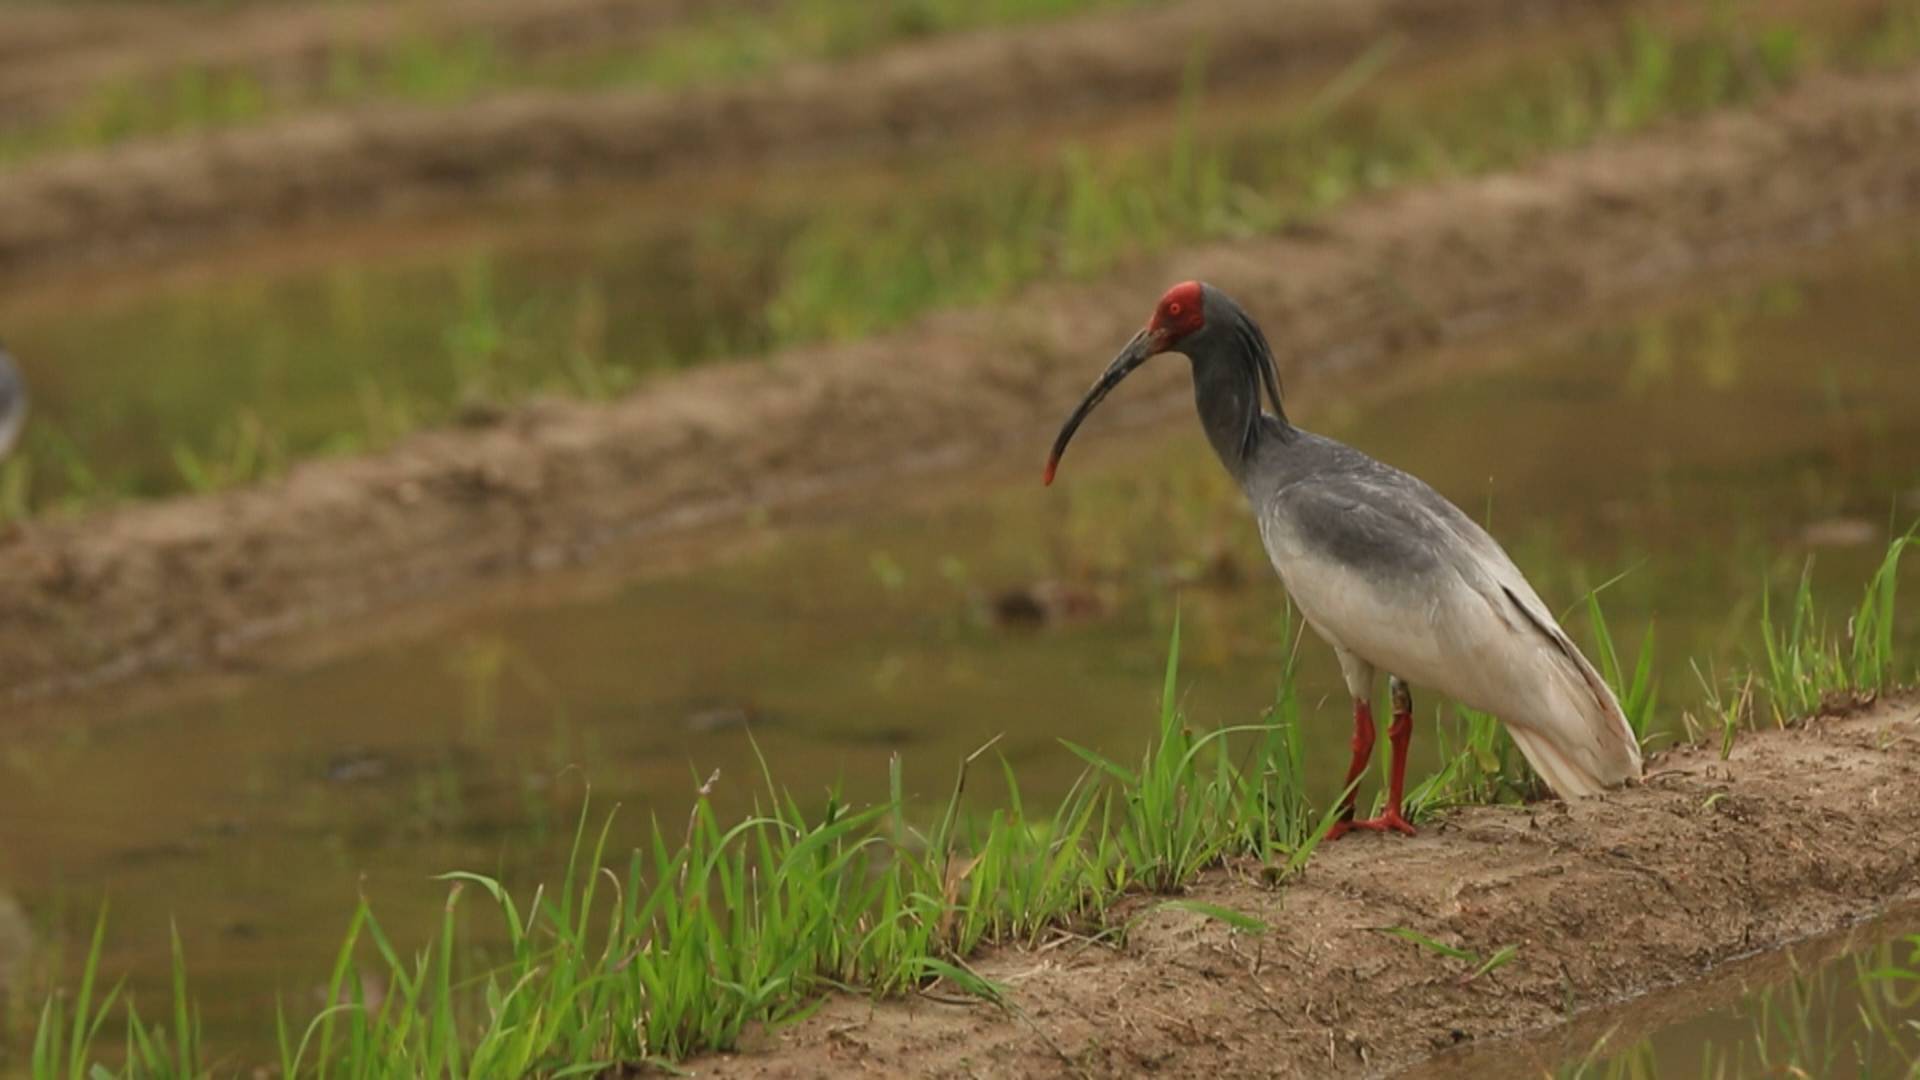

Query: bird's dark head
1045 281 1281 485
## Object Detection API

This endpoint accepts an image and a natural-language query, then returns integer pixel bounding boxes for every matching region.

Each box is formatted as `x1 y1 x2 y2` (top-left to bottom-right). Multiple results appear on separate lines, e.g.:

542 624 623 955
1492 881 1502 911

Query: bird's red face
1146 280 1206 346
1043 280 1209 486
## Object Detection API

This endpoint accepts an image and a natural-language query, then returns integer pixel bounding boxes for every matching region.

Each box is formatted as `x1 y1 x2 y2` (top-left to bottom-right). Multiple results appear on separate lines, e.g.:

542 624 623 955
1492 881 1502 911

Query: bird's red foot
1327 811 1416 840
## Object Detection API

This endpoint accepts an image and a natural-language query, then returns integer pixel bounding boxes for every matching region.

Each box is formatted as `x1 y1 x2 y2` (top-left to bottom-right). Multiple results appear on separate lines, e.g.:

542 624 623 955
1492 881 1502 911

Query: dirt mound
0 0 1634 281
3 66 1920 703
0 0 768 134
687 697 1920 1078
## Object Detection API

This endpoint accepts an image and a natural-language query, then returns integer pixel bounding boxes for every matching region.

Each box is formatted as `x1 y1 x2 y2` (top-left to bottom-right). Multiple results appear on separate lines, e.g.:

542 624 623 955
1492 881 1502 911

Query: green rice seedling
1064 614 1268 893
1403 705 1533 822
382 33 501 106
958 760 1116 946
1374 926 1520 984
1845 530 1914 690
1222 609 1314 860
1689 660 1756 761
1556 1034 1653 1080
1761 533 1915 721
1760 559 1847 721
1128 898 1269 941
169 410 284 494
28 905 202 1080
31 905 116 1080
1584 591 1659 744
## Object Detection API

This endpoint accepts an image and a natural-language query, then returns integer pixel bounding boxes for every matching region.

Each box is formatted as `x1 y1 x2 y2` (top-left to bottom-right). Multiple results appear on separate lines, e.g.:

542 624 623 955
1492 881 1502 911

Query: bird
1043 281 1642 837
0 345 26 462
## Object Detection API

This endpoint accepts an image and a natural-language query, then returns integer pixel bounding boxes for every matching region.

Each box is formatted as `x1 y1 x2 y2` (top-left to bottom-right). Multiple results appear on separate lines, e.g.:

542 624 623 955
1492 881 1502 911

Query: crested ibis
1044 282 1642 837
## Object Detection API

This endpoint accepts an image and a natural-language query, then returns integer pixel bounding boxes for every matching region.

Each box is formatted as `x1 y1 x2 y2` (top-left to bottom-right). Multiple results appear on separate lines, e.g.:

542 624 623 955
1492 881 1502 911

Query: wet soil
685 696 1920 1078
0 0 1640 280
3 64 1920 703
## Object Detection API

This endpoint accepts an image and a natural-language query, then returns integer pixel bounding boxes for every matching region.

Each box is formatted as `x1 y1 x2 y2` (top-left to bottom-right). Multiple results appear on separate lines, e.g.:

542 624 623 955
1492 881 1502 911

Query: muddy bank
3 66 1920 702
0 0 1634 280
686 697 1920 1078
0 0 773 133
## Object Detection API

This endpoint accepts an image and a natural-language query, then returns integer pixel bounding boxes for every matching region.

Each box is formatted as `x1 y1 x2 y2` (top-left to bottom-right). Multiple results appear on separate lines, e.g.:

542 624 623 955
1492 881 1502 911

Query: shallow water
0 225 1916 1061
1407 907 1920 1078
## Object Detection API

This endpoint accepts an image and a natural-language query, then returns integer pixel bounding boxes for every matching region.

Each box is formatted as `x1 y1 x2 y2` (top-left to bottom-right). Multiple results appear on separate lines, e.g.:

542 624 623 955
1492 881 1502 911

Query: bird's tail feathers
1508 644 1644 799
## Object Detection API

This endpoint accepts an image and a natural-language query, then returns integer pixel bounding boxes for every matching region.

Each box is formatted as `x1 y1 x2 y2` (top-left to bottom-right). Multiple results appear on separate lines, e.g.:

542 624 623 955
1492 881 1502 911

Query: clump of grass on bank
24 535 1916 1075
1760 531 1915 720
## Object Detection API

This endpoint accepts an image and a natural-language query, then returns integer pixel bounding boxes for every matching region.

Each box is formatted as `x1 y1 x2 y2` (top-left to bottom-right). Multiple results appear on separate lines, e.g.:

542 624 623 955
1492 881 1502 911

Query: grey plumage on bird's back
1257 432 1457 587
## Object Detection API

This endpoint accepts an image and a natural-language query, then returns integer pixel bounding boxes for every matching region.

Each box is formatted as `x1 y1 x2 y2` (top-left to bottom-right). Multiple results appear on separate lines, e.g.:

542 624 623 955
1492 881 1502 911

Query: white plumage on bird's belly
1258 515 1462 698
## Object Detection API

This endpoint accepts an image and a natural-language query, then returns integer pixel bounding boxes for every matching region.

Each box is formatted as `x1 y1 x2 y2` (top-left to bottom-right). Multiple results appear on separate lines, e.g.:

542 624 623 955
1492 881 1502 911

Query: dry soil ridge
0 0 1631 280
0 0 778 133
2 67 1920 702
687 697 1920 1078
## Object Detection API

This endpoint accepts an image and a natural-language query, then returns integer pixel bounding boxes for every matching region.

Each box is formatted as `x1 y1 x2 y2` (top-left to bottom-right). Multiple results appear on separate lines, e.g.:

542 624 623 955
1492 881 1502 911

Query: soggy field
0 0 1918 1076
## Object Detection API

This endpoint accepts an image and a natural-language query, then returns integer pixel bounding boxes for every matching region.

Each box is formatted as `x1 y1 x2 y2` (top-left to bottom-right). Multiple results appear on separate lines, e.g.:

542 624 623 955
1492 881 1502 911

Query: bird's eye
1167 302 1183 317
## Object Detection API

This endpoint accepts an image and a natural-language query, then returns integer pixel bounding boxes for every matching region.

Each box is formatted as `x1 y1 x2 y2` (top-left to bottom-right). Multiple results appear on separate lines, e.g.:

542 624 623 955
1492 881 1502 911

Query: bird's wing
1410 491 1644 793
1416 496 1625 717
1267 472 1447 581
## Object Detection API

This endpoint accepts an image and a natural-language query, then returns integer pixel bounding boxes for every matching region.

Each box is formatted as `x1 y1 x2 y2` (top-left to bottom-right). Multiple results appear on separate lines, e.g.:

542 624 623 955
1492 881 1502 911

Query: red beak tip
1042 458 1057 487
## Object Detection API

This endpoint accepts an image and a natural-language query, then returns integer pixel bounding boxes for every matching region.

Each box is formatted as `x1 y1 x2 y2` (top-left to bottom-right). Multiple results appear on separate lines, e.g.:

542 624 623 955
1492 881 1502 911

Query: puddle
0 226 1916 1058
1404 907 1920 1078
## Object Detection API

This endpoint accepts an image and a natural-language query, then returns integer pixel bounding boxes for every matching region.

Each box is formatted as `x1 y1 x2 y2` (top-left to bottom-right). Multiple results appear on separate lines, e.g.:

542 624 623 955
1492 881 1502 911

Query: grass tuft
1761 530 1913 722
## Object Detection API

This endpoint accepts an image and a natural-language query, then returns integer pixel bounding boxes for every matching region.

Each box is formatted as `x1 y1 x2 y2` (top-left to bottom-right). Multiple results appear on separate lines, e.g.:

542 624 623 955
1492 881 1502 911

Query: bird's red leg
1326 697 1376 841
1341 678 1418 837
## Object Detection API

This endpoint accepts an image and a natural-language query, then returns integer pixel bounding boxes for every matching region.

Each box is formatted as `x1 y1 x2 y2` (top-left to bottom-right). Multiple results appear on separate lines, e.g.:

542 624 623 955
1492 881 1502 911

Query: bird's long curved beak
1044 327 1163 486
